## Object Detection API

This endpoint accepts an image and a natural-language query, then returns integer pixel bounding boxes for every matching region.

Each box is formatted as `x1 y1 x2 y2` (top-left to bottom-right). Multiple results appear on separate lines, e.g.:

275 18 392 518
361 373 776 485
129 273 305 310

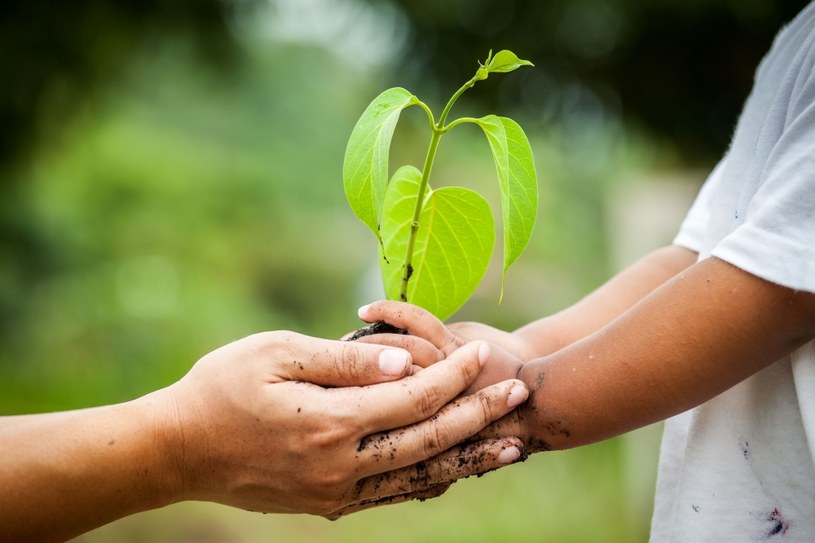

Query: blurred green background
0 0 807 541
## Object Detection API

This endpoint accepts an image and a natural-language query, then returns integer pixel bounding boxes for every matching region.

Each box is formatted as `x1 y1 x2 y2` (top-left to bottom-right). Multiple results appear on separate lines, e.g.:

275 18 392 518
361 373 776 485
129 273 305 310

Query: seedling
343 50 538 320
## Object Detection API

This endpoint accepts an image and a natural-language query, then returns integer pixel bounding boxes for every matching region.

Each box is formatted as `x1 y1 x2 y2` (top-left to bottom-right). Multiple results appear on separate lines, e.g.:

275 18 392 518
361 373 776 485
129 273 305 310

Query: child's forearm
513 245 698 359
503 257 815 452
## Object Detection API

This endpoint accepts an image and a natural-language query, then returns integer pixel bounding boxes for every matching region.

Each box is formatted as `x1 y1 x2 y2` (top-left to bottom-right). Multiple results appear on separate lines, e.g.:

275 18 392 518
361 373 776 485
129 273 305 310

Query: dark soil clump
345 321 408 341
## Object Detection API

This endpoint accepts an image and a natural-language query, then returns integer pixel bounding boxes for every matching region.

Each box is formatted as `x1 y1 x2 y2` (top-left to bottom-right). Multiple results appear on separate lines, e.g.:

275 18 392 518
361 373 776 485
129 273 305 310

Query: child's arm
514 245 698 358
501 255 815 451
360 246 697 366
359 245 699 390
506 256 815 451
360 253 815 452
446 245 699 361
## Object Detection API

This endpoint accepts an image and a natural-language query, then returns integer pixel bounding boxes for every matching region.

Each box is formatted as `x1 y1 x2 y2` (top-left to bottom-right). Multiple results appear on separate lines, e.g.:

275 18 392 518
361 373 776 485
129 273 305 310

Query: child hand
357 301 524 393
448 321 534 361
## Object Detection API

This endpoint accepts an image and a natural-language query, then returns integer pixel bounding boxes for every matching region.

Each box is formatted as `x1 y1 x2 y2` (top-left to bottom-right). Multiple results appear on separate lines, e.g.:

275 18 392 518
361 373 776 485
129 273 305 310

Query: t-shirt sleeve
711 77 815 294
672 159 726 255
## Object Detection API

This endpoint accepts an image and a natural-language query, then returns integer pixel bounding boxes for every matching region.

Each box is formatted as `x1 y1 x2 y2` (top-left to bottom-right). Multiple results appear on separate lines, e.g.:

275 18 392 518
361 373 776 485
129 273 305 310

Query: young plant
343 50 538 321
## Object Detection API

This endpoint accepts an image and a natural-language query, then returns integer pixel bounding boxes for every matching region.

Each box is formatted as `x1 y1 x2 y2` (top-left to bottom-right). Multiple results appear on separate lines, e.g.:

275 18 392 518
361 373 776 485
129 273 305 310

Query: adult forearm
0 392 181 542
514 245 698 358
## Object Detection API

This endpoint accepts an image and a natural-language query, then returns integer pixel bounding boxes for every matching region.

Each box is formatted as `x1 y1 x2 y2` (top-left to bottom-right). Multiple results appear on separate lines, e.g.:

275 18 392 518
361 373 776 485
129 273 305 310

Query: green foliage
343 50 537 320
0 44 377 412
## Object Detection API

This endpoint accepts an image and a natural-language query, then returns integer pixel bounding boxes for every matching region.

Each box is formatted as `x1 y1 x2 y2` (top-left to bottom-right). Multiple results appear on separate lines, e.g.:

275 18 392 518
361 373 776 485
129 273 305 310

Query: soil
345 320 408 341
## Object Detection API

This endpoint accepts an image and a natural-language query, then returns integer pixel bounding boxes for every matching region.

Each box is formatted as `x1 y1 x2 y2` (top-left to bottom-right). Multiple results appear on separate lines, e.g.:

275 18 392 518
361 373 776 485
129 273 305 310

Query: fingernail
357 304 372 320
477 342 490 367
507 384 528 408
497 446 521 464
379 349 409 376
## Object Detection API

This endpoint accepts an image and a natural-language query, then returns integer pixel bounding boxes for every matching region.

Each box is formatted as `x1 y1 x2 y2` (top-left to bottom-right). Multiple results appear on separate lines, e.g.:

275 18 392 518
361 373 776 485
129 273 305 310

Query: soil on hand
345 321 408 341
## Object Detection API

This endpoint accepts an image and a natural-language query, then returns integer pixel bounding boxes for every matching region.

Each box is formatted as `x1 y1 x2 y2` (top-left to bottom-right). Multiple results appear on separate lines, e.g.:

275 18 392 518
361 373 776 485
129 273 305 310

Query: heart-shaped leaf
476 115 538 293
379 165 495 320
343 87 415 240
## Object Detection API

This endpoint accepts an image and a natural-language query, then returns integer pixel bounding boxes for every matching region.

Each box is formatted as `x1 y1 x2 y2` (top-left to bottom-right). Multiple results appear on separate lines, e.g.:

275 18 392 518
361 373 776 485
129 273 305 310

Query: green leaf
486 50 534 74
379 165 495 320
476 115 538 292
343 87 415 239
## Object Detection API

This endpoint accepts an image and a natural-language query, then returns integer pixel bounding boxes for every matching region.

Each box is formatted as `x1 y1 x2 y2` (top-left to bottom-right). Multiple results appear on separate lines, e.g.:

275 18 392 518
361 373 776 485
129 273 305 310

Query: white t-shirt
650 3 815 541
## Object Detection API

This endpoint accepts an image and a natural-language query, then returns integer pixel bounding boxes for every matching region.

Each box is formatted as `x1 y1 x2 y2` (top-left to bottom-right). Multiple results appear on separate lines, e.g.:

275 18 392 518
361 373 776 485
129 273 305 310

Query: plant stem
399 76 479 302
440 116 480 133
438 76 478 128
399 127 441 301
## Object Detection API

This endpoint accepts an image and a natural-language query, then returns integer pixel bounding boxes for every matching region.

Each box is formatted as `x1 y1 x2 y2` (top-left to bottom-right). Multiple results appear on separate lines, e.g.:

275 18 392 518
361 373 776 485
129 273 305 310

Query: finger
449 321 522 354
473 409 535 449
347 341 488 433
355 377 529 476
358 301 464 355
353 333 445 368
462 343 524 396
350 437 525 506
329 436 526 519
325 483 452 520
267 332 413 386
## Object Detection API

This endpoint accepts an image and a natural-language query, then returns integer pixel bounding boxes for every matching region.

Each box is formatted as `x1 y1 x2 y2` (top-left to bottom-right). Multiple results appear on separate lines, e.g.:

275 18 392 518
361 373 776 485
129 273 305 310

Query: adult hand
1 331 528 542
356 302 525 394
166 331 528 517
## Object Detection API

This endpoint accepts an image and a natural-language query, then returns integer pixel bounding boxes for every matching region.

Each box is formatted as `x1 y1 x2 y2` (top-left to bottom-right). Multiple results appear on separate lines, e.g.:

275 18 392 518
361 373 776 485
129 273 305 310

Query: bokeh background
1 0 807 541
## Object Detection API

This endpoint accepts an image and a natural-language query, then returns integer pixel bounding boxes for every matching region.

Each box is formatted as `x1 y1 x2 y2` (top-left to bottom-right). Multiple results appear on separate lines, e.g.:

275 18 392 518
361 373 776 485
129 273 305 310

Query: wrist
132 387 193 507
515 360 572 452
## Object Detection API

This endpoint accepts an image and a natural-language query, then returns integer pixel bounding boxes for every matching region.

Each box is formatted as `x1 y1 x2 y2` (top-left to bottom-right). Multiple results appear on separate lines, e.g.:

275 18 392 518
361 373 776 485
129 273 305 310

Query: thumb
278 336 413 387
